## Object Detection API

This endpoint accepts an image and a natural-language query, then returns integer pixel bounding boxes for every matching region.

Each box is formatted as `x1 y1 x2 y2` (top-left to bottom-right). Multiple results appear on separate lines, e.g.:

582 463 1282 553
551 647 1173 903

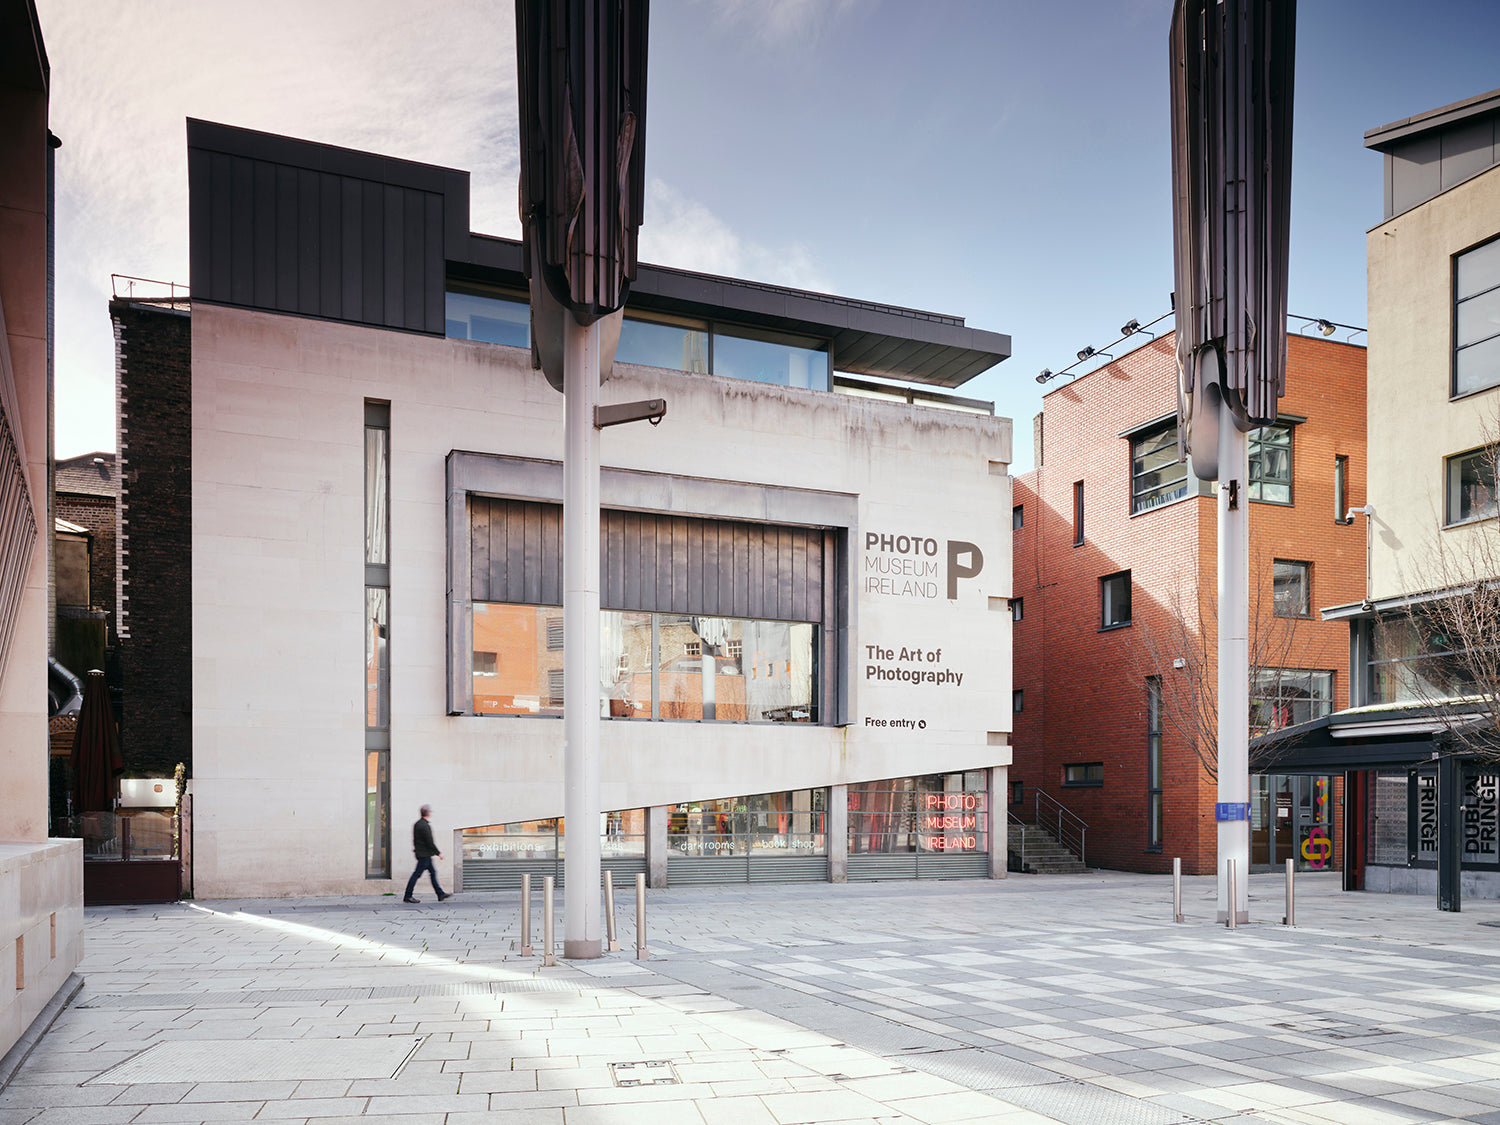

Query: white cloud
38 0 521 455
641 179 830 292
706 0 868 50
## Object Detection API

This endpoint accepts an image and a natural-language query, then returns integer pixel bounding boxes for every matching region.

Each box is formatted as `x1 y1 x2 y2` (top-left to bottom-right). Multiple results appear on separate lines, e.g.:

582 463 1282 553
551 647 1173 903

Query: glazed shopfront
459 771 995 888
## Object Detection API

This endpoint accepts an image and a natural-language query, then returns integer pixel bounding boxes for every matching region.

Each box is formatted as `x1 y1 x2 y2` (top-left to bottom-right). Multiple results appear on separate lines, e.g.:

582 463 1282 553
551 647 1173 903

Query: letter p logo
946 540 983 599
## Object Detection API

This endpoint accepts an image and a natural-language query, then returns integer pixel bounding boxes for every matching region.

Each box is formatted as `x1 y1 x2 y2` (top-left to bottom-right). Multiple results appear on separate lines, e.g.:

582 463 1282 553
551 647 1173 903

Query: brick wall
1012 334 1366 874
54 492 115 628
110 299 192 779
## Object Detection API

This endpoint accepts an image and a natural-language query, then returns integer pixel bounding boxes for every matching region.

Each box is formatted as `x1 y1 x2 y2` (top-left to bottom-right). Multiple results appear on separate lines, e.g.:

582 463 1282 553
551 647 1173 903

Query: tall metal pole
562 315 603 958
1217 417 1250 925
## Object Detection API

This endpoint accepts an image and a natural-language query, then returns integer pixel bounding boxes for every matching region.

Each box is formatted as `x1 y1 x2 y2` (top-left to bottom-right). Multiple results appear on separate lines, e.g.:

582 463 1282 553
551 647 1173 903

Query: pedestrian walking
404 804 450 903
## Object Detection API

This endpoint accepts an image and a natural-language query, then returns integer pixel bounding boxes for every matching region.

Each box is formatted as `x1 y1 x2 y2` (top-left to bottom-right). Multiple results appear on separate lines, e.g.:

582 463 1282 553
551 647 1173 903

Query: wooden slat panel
686 520 704 616
470 497 490 602
539 502 561 606
487 498 507 601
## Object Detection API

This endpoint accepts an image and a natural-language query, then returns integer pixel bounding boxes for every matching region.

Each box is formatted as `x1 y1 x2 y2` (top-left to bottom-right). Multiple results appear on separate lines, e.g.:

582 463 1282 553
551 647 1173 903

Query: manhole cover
610 1060 680 1087
1270 1019 1394 1040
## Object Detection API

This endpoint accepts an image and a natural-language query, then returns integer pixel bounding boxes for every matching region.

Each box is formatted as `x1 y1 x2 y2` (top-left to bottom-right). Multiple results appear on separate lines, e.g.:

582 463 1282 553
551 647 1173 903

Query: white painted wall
192 304 1012 897
1367 164 1500 601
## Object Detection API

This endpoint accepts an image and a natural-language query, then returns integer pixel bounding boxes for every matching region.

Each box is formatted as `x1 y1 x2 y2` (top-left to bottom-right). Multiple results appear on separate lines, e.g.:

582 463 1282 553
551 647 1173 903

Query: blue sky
38 0 1500 468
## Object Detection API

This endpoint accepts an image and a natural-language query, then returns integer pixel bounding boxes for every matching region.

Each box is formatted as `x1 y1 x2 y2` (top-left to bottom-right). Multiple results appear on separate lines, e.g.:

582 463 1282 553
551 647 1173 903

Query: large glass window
1446 446 1497 525
669 790 826 858
847 773 988 855
462 809 647 862
1131 421 1189 514
445 286 529 348
616 315 709 373
1368 611 1477 705
1273 560 1311 618
1250 668 1333 734
473 604 817 723
712 327 830 391
1249 424 1293 503
1455 236 1500 397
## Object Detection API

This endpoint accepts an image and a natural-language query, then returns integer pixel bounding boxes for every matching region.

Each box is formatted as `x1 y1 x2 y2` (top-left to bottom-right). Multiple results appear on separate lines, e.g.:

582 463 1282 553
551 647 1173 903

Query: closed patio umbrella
71 669 123 814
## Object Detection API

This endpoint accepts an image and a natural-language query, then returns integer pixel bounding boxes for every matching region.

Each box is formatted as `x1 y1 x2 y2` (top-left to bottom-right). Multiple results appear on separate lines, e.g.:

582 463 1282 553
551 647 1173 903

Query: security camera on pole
1169 0 1296 925
516 0 655 958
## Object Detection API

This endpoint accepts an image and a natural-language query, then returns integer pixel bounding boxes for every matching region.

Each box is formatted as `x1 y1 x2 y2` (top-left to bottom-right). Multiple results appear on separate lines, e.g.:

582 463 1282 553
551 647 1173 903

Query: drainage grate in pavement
995 1081 1200 1125
89 1037 423 1084
1269 1018 1396 1040
610 1060 680 1087
898 1047 1071 1092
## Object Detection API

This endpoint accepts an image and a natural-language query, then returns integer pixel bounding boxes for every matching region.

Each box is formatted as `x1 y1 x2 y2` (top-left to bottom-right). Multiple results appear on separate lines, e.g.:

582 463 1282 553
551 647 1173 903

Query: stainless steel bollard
635 872 647 960
604 870 622 952
1173 857 1183 923
1226 859 1238 930
520 872 533 956
1283 857 1295 926
543 875 557 966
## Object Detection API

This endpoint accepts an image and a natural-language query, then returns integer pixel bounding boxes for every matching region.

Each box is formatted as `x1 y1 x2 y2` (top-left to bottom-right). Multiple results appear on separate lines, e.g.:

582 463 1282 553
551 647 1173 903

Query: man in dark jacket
403 804 449 903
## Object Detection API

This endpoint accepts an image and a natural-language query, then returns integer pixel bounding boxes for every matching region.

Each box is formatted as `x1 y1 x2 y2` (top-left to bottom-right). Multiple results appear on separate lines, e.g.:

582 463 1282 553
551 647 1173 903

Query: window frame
1453 234 1500 399
1010 597 1023 622
1012 689 1024 713
1063 762 1104 787
1073 481 1084 546
1334 455 1351 524
1445 446 1498 527
1100 570 1132 630
1146 677 1163 851
1012 504 1024 531
1130 420 1191 515
1248 423 1294 505
1272 559 1312 619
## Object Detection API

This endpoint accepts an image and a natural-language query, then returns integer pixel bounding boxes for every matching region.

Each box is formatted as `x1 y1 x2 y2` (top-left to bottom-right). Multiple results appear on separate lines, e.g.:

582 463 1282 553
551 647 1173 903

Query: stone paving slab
5 871 1500 1123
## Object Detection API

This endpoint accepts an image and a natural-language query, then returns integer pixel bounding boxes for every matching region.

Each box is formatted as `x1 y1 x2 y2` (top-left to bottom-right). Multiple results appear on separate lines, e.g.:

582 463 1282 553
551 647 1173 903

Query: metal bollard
543 875 557 966
1226 859 1237 930
604 870 622 952
1283 857 1295 926
1173 857 1183 923
520 872 533 956
635 872 648 960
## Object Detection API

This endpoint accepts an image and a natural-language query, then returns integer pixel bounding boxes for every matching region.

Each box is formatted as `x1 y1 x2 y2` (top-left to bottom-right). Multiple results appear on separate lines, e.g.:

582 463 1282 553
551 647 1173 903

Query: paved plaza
5 871 1500 1124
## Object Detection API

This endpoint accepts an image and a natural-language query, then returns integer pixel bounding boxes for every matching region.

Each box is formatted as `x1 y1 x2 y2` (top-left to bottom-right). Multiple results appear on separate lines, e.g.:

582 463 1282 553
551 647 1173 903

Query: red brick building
1011 331 1365 874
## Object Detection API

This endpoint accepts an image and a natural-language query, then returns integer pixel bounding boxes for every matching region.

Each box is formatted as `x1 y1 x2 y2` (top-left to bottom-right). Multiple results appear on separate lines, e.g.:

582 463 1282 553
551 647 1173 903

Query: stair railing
1007 811 1028 872
1034 790 1087 868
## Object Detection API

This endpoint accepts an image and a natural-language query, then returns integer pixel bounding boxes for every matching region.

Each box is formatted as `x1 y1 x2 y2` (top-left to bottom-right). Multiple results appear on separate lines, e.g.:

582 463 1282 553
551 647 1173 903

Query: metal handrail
1034 790 1088 868
111 274 189 302
1007 811 1028 872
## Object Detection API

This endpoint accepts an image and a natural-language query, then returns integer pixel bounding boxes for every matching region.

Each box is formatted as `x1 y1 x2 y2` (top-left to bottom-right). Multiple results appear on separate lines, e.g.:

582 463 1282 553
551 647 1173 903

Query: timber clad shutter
470 498 827 621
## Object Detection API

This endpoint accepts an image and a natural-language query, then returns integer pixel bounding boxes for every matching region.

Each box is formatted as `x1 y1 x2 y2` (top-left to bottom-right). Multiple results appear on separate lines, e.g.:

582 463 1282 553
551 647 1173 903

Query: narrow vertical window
1012 689 1024 713
1147 676 1163 850
1073 481 1084 546
1334 455 1350 524
364 401 391 879
1012 504 1024 531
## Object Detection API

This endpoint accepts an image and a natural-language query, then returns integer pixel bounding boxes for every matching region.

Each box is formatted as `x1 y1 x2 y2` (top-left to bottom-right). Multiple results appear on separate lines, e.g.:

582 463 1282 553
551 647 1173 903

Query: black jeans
404 856 444 899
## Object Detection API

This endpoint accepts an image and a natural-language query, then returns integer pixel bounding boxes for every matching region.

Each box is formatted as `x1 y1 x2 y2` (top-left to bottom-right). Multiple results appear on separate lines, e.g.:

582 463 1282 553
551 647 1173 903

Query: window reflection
616 318 708 373
446 288 530 348
366 588 389 729
668 790 826 857
713 330 830 390
364 427 388 566
847 773 989 855
475 604 816 722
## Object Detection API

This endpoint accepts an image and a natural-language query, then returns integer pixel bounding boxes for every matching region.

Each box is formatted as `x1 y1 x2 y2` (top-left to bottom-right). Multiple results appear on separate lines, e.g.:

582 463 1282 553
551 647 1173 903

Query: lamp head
1317 319 1336 336
1076 346 1095 361
1120 319 1140 336
1036 369 1052 384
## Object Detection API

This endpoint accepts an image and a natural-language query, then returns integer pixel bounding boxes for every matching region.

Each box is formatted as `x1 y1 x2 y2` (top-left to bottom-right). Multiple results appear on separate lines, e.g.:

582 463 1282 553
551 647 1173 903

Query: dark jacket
413 816 439 859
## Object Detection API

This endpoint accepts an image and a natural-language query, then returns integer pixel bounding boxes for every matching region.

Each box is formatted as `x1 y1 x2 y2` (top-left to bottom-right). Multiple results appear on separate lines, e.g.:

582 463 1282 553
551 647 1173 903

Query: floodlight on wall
1121 318 1157 340
1317 319 1336 336
1037 368 1054 384
1077 346 1096 361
